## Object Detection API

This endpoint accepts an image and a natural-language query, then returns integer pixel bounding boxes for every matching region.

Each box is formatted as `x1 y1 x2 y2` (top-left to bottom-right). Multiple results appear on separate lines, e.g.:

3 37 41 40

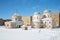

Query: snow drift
0 26 60 40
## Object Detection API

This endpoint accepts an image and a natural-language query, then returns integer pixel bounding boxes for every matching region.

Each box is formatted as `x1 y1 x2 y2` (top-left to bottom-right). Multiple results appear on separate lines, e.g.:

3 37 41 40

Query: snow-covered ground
0 26 60 40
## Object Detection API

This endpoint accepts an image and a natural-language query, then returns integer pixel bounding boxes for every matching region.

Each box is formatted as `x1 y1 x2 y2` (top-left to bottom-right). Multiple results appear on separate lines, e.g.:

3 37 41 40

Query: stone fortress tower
52 12 60 27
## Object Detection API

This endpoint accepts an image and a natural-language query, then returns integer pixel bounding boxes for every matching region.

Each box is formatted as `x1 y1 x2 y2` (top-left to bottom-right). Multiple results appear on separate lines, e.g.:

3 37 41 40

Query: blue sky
0 0 60 19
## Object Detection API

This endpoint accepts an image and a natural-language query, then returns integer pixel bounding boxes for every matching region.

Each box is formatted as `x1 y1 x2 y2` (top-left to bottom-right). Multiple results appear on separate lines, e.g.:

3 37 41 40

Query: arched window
7 24 9 26
42 15 46 19
41 21 43 24
15 18 17 20
25 27 27 30
19 25 21 28
37 16 38 19
45 21 46 24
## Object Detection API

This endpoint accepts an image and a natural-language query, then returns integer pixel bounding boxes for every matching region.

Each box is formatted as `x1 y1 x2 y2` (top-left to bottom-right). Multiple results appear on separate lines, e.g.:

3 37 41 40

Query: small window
45 22 46 23
42 15 46 19
33 17 35 19
15 18 17 20
48 15 49 17
25 27 27 30
49 22 51 23
7 24 9 26
18 19 21 21
19 25 21 28
41 22 43 24
49 26 51 27
47 20 49 21
37 16 38 19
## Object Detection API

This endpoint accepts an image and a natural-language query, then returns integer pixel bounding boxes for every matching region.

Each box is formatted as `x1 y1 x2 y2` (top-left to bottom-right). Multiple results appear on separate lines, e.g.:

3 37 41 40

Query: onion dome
34 12 40 15
44 9 51 13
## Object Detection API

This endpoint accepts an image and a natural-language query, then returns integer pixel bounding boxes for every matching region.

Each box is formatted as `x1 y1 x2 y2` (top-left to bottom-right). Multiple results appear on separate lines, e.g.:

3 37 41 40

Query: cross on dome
13 10 20 16
14 12 20 16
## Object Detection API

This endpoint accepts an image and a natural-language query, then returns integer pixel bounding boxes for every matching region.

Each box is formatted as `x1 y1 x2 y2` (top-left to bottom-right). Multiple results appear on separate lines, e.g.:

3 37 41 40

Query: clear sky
0 0 60 19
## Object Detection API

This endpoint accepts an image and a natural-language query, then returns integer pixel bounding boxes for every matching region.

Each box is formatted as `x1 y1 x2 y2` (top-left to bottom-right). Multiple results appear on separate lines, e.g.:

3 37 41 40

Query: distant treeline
0 18 11 26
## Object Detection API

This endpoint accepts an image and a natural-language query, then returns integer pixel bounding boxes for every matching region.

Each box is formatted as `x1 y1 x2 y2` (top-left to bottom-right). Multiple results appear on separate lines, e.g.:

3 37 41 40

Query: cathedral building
41 10 55 28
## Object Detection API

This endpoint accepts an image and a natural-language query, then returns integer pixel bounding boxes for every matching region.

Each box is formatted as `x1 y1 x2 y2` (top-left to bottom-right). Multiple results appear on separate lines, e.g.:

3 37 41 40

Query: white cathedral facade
32 9 55 28
5 9 56 29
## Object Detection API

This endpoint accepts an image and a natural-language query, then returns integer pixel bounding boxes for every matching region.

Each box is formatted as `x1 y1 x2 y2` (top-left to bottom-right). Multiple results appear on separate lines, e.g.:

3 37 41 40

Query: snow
0 26 60 40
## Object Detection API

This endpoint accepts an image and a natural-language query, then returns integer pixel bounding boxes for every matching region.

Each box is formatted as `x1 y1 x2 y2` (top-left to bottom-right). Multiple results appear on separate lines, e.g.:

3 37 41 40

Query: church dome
44 9 51 13
13 12 20 16
34 12 40 15
42 9 52 18
12 12 21 21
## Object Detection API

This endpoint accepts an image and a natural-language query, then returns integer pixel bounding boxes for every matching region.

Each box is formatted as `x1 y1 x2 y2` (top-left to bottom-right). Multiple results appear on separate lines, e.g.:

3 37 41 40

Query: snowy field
0 26 60 40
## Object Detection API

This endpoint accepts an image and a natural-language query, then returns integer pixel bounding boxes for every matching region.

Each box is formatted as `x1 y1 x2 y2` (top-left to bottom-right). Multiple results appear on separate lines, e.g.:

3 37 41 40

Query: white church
32 9 55 29
5 13 24 28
